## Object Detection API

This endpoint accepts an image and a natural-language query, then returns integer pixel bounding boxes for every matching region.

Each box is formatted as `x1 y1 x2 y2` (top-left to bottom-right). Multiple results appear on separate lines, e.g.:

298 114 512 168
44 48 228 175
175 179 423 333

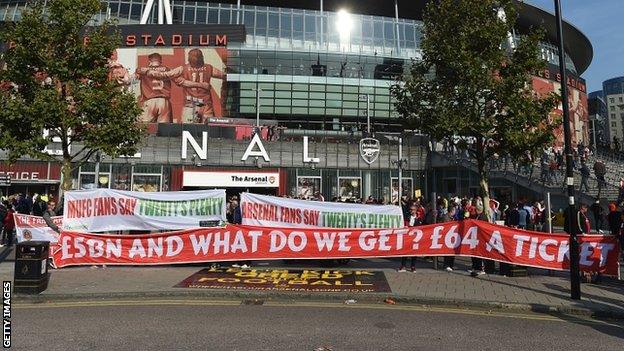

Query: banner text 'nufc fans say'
53 220 620 276
63 189 226 232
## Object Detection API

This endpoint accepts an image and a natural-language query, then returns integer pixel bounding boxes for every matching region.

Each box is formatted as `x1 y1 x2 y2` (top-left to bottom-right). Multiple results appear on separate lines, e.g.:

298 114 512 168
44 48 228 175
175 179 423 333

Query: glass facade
0 0 589 200
285 168 425 202
74 163 172 192
0 0 581 128
603 77 624 96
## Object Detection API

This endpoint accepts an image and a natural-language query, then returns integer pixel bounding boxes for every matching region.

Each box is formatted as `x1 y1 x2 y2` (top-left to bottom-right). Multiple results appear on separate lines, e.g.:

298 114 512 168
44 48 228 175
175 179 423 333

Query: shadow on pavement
542 283 624 309
0 246 13 264
478 275 624 339
547 312 624 340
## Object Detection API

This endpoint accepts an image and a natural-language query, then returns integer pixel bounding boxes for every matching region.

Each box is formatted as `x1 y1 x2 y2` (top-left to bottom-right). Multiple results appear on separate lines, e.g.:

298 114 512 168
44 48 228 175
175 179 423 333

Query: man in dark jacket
15 194 30 215
507 203 520 228
590 200 604 233
564 204 590 235
593 161 607 190
607 203 622 236
579 163 591 192
32 195 47 217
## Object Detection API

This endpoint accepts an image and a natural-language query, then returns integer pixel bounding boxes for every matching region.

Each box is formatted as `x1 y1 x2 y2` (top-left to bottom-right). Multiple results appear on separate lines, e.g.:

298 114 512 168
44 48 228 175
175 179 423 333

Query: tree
391 0 559 220
0 0 144 192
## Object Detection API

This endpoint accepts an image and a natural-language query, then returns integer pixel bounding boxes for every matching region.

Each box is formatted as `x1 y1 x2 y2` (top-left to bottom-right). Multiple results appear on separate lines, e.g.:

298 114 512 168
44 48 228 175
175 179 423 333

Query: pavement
3 246 624 319
13 301 624 351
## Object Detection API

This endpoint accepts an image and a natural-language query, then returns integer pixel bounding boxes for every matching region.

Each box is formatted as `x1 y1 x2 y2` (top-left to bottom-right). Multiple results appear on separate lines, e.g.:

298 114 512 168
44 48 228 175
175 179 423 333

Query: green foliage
0 0 144 168
391 0 560 162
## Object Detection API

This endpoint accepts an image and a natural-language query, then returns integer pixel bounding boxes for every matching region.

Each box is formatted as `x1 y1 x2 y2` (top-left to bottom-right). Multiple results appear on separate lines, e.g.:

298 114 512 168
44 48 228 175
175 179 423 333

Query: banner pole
547 192 552 234
398 136 403 204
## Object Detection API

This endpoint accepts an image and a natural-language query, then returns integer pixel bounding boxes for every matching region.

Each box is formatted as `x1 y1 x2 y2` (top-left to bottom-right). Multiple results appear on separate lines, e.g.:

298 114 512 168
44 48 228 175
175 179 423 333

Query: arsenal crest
359 138 381 164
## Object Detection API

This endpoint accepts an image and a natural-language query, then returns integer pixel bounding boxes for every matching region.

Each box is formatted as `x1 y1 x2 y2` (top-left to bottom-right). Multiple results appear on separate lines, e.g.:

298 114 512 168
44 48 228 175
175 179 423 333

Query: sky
526 0 623 93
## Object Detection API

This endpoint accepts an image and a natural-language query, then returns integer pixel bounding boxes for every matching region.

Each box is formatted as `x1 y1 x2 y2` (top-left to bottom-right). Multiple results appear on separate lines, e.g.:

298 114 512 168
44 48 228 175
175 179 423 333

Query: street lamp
554 0 581 300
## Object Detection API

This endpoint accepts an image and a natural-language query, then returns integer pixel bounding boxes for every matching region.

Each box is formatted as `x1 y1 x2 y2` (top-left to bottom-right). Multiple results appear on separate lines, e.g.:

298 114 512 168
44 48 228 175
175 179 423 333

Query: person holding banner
43 199 60 233
2 201 15 246
399 204 421 272
470 205 488 277
0 201 6 246
442 205 457 272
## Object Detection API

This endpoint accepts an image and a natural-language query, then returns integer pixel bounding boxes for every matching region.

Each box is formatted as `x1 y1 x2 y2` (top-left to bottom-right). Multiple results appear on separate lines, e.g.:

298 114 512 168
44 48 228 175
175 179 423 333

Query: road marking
14 299 241 309
14 298 624 328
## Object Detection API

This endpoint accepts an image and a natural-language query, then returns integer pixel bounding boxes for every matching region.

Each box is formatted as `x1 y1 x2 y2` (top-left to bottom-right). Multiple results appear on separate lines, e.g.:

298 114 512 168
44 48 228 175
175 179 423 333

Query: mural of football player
135 52 173 123
108 50 132 90
146 48 226 123
569 88 589 146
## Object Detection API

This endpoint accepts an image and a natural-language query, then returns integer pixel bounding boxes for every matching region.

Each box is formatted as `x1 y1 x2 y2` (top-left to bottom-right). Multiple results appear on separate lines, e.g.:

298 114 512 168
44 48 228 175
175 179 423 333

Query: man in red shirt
135 53 173 123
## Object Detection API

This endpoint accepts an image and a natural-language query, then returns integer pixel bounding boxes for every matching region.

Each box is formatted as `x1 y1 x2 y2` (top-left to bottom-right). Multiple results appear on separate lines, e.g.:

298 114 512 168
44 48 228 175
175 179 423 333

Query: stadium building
0 0 593 204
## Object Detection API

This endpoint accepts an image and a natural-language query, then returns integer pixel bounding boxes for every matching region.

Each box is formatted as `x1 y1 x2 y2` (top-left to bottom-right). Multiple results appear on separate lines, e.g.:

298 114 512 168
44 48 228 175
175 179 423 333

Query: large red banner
52 220 621 275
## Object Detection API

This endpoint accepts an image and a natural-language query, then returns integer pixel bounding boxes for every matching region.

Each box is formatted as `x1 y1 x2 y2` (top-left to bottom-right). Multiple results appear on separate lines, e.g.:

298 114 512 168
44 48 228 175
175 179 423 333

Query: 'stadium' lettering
137 197 223 217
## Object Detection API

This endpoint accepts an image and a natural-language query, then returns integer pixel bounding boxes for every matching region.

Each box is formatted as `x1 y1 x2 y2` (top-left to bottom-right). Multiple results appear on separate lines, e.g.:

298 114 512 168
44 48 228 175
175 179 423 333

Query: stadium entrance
181 169 282 198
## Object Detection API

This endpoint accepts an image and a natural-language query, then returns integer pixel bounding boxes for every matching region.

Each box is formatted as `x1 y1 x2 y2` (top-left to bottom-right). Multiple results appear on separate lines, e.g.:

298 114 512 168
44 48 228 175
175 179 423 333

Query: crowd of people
443 140 612 193
0 193 61 247
3 191 621 277
224 191 624 276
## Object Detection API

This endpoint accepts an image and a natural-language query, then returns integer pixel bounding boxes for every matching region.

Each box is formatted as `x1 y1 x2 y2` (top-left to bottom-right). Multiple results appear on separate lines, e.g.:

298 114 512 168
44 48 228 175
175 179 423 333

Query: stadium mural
532 64 589 149
112 47 228 124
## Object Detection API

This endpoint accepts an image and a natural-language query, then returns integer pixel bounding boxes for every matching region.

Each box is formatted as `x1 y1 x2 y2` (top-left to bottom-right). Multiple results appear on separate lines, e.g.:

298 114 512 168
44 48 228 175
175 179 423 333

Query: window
293 13 303 40
610 98 615 103
612 122 617 128
243 9 255 29
130 4 142 21
268 12 279 37
184 6 195 24
620 97 623 102
132 165 163 192
207 7 218 23
612 114 616 119
304 13 316 41
256 11 267 31
338 177 361 200
220 8 232 24
132 175 161 192
612 106 616 111
196 7 207 24
281 12 292 38
78 164 111 190
112 165 132 190
297 177 321 199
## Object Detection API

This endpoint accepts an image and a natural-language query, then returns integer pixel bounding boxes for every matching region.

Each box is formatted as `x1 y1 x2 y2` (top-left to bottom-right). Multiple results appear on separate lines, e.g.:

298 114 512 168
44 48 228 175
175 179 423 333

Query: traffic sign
0 175 11 186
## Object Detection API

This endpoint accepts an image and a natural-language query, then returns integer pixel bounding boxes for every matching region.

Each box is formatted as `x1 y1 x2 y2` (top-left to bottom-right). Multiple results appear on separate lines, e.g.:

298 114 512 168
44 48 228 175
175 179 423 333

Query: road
11 299 624 351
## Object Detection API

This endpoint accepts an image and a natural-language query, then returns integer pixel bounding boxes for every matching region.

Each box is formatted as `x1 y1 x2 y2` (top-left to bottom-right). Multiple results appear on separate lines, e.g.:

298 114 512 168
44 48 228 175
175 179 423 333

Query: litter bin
14 241 50 294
